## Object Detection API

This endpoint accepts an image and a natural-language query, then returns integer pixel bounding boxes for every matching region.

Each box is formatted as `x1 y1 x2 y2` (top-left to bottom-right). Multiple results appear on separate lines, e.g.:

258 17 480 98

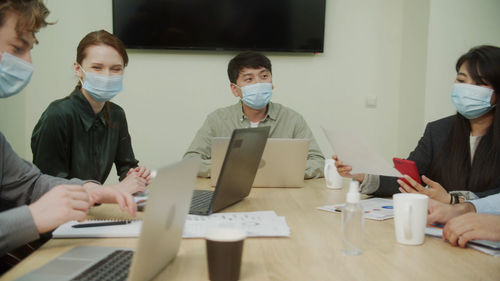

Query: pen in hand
72 220 132 228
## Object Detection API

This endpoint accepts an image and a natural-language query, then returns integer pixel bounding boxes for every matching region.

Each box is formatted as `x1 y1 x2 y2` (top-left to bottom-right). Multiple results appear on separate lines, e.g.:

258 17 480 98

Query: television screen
112 0 326 53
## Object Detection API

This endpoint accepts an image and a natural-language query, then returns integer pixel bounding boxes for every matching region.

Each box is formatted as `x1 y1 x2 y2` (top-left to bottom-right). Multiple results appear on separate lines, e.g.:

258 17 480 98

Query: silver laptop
16 157 201 281
211 138 309 188
189 127 270 215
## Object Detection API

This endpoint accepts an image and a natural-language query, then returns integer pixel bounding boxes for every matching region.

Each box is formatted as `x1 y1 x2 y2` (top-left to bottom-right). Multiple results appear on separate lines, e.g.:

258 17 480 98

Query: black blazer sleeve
372 116 455 197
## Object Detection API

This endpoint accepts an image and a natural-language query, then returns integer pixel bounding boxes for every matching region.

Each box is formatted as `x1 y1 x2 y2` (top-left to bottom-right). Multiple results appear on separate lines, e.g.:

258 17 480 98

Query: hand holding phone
393 158 421 185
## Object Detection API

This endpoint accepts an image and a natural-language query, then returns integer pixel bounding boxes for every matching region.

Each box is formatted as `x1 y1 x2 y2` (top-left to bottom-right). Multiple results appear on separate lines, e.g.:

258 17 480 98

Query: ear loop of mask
77 63 86 85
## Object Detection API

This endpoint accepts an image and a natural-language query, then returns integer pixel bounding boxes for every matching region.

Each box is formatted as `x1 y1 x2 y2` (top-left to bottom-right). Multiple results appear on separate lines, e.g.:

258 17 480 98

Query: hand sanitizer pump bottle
341 180 364 256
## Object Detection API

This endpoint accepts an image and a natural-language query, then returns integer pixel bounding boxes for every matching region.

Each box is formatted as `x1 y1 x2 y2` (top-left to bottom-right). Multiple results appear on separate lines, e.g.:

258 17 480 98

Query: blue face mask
0 52 34 98
451 83 495 119
79 65 123 102
238 83 273 109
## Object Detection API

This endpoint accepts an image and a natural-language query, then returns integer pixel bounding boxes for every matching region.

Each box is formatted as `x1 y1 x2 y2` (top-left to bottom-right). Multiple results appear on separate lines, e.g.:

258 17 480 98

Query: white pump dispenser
346 180 361 204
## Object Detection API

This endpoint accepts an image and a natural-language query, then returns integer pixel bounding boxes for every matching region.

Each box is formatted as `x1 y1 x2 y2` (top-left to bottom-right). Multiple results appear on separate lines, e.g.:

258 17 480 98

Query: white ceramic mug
324 159 343 189
393 193 429 245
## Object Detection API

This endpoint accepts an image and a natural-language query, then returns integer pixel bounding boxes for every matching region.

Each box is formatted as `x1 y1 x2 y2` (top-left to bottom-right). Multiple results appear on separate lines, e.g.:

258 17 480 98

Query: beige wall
396 0 430 157
424 0 500 124
0 0 499 185
0 90 26 154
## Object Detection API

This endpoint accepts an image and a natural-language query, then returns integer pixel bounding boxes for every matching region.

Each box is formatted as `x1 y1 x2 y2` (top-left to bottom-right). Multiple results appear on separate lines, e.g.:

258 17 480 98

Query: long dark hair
429 45 500 192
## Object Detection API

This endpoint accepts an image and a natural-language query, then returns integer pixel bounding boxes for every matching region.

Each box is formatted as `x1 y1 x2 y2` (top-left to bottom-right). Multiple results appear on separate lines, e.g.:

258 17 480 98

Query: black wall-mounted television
112 0 326 53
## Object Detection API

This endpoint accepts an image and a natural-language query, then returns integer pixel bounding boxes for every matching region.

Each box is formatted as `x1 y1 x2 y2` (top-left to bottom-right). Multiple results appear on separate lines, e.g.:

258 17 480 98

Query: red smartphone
392 158 421 185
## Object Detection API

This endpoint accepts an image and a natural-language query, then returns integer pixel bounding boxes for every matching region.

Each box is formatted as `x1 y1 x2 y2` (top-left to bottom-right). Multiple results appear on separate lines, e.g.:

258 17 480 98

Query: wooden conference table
2 178 500 281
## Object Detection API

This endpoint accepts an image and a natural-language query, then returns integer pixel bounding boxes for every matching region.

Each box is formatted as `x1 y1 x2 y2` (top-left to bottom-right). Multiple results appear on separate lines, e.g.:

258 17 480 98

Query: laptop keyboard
71 250 133 281
190 190 213 214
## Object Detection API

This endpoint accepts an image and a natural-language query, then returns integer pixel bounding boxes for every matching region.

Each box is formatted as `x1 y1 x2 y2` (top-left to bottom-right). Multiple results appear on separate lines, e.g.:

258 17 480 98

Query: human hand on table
443 213 500 247
332 155 365 183
127 166 152 186
116 170 148 195
84 182 137 217
29 185 91 233
398 175 450 203
427 199 475 225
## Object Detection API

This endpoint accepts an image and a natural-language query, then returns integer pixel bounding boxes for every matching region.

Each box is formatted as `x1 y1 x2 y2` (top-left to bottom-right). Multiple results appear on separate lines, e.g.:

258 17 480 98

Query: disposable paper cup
205 228 246 281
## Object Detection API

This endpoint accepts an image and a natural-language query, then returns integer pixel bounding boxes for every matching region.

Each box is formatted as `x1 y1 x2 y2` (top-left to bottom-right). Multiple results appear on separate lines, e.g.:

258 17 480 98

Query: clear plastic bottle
341 180 364 256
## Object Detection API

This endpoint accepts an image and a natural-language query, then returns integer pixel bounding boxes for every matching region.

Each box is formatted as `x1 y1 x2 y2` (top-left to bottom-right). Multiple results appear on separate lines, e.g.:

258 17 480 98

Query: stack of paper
183 210 290 238
317 198 394 220
425 226 500 256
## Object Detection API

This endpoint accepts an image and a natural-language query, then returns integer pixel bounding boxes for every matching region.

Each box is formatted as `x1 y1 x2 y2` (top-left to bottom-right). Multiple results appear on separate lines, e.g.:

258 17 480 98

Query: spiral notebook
52 220 143 238
53 211 291 239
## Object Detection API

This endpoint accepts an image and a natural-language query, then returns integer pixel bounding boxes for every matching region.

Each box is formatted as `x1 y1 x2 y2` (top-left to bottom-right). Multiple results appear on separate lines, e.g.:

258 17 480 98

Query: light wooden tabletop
2 178 500 281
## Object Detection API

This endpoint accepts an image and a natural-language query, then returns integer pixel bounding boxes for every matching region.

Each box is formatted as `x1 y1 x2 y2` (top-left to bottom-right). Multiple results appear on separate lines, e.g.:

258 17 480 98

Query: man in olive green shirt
184 52 324 179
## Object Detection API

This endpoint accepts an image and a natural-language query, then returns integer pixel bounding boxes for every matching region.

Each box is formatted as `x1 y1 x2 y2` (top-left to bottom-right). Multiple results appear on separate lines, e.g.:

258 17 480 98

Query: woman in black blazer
335 45 500 204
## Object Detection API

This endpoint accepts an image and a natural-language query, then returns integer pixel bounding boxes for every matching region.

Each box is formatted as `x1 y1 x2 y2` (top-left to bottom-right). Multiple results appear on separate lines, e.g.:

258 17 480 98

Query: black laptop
189 127 270 215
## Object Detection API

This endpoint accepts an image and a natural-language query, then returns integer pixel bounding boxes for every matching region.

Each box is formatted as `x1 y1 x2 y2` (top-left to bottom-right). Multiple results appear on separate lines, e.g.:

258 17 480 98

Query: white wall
397 0 430 157
0 89 26 154
424 0 500 124
1 0 499 185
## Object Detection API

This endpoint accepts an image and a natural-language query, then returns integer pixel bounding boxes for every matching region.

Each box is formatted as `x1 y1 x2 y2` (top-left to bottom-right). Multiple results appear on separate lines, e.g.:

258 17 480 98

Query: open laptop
16 157 201 281
189 127 270 215
211 138 309 188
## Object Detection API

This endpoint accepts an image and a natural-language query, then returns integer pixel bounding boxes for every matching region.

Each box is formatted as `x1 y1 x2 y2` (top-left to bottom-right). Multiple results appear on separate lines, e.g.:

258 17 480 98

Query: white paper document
425 226 500 256
183 210 290 238
318 198 394 221
322 127 401 177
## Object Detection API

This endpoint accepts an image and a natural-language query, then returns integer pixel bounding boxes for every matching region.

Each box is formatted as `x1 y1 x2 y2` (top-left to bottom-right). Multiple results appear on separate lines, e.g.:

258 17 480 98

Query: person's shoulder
427 115 456 130
43 96 74 119
207 103 240 120
107 101 126 115
103 101 128 123
0 130 8 152
271 102 305 120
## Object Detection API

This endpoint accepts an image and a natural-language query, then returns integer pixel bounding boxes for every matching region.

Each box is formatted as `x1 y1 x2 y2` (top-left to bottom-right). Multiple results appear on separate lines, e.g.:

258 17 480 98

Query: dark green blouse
31 87 139 183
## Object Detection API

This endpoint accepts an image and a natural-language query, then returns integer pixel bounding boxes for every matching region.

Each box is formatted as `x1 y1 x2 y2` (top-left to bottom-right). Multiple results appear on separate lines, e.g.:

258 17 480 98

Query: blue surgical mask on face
451 83 495 119
79 64 123 102
0 52 34 98
237 82 273 109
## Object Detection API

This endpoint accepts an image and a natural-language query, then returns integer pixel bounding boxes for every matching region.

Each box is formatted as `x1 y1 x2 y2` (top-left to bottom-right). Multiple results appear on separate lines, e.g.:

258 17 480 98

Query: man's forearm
0 206 39 256
455 202 477 214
